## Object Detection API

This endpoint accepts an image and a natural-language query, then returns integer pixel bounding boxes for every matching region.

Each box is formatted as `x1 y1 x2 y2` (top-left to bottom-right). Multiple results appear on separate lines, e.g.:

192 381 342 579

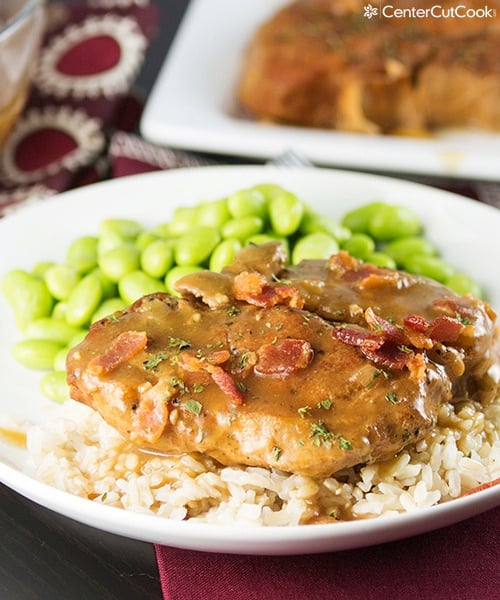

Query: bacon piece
255 338 313 376
404 314 464 343
364 307 406 344
332 324 413 370
427 316 464 342
404 314 429 333
328 250 359 277
362 341 413 370
179 350 244 405
233 271 304 309
210 369 244 405
433 297 485 320
132 395 168 443
88 330 148 375
233 271 266 298
328 252 400 289
331 324 384 353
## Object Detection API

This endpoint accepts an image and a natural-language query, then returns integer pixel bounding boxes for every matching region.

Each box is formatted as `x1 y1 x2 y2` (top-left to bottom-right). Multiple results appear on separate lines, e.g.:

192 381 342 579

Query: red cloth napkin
156 506 500 600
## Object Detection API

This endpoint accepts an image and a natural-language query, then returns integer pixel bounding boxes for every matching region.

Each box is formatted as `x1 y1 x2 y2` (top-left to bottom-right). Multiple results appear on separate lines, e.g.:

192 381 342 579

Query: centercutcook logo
363 2 497 18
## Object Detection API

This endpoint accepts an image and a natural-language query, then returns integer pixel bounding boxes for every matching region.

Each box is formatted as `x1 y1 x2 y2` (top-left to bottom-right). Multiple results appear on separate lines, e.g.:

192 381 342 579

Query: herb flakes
184 399 203 416
168 336 191 352
385 391 399 405
143 352 170 371
310 420 353 451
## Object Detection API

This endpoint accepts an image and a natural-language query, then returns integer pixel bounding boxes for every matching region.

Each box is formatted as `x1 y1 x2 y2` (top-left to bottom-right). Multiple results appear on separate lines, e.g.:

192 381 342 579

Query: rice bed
24 397 500 526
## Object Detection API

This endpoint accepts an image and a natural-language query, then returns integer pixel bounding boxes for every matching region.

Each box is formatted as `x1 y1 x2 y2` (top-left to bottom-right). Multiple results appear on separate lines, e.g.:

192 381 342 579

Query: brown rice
22 395 500 526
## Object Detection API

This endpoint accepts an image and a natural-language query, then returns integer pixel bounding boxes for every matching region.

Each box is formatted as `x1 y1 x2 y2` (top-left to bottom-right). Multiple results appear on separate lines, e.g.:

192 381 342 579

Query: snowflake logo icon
364 3 378 18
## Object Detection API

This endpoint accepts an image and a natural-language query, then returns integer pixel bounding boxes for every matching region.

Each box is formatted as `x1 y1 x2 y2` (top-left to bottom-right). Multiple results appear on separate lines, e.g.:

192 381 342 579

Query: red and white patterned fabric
0 0 208 216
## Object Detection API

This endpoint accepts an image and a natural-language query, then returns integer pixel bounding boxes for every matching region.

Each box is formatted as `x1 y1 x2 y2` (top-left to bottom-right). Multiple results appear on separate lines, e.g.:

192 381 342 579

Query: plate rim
1 164 499 554
139 0 500 181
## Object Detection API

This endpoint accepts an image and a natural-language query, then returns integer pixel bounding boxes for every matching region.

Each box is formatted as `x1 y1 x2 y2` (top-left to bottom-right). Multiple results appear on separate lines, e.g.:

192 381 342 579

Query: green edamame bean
221 216 263 241
118 270 165 304
52 301 68 321
227 189 267 219
24 318 85 345
91 297 127 323
291 233 339 265
369 205 422 241
53 347 69 371
44 264 81 300
445 273 483 298
140 240 174 279
251 183 287 202
91 268 117 299
97 230 126 255
209 239 242 272
404 255 455 282
196 198 231 228
365 252 397 269
98 243 140 282
300 212 351 244
40 371 68 403
268 191 304 236
341 202 388 234
150 223 174 239
174 226 221 265
12 339 63 370
100 218 142 240
165 265 202 296
342 233 375 260
66 236 98 273
168 206 198 236
32 261 55 279
2 269 54 330
65 272 103 327
383 236 437 268
135 230 159 252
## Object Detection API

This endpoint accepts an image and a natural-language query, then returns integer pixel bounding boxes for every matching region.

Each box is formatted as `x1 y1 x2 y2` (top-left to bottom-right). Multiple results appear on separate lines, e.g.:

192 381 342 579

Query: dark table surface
1 2 190 599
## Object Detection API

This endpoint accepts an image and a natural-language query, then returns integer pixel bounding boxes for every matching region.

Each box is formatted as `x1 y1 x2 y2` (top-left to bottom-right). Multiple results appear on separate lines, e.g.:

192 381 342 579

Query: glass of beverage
0 0 45 151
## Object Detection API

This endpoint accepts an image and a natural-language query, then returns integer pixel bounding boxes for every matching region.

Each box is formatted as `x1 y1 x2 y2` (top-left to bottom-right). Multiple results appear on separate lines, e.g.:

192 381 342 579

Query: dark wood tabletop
1 2 189 599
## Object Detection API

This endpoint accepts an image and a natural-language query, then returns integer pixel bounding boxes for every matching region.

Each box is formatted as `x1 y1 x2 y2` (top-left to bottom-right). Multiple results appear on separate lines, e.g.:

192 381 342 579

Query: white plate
140 0 500 182
0 166 499 555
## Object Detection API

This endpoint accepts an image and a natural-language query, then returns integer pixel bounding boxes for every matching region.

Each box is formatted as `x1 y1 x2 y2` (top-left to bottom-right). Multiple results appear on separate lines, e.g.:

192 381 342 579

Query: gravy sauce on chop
67 244 499 478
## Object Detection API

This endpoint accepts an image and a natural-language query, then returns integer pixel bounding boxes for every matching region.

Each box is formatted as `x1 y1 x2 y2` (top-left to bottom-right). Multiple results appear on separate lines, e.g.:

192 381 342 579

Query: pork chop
66 244 499 478
237 0 500 134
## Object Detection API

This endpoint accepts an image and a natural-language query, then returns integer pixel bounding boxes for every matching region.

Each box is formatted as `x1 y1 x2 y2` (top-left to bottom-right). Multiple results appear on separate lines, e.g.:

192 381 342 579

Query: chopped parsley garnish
317 398 333 410
168 336 191 352
385 391 399 405
298 406 312 418
310 421 353 451
227 305 241 317
397 345 413 354
236 381 248 392
184 399 203 416
272 446 282 462
366 368 390 388
455 312 471 326
310 421 335 448
338 436 353 451
237 351 249 370
170 376 188 393
143 352 170 371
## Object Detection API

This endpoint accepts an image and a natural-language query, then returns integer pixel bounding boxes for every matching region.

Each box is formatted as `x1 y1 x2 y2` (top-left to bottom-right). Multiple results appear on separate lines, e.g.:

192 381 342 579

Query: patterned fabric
0 0 209 216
